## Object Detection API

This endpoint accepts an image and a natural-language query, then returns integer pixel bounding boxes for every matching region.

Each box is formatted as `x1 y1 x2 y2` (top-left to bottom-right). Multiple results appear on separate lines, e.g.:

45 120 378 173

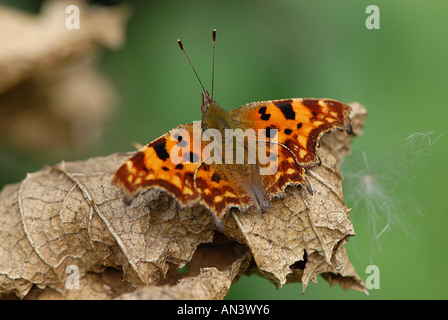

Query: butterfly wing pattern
113 123 201 207
113 98 352 227
230 98 352 166
230 98 352 198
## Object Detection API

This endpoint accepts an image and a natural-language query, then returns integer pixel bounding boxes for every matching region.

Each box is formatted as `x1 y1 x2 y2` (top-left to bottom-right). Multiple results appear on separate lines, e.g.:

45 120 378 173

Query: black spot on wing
188 152 200 163
211 173 221 183
264 126 278 139
175 134 187 147
175 163 184 170
261 113 271 121
275 101 295 120
152 139 170 161
258 106 271 121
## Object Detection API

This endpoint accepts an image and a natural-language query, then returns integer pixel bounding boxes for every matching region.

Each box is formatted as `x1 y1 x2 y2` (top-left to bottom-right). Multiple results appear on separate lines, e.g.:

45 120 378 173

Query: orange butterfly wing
113 123 255 226
230 98 352 197
194 163 254 227
113 123 202 206
261 143 312 198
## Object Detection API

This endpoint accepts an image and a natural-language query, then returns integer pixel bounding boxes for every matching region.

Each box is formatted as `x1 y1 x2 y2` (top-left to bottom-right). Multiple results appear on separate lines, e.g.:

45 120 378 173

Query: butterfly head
201 89 234 132
201 90 218 113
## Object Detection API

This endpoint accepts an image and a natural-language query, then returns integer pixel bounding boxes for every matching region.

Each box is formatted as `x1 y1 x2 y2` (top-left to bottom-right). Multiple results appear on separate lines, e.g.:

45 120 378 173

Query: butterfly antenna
177 38 207 97
211 29 216 101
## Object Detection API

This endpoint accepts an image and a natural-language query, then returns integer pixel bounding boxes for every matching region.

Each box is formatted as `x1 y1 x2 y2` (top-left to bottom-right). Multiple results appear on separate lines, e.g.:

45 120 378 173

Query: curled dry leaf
0 102 367 299
0 0 130 152
116 236 252 300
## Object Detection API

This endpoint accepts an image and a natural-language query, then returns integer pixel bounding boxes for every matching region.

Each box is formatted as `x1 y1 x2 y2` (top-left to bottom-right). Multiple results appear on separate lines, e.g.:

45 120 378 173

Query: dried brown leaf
115 241 251 300
25 269 126 300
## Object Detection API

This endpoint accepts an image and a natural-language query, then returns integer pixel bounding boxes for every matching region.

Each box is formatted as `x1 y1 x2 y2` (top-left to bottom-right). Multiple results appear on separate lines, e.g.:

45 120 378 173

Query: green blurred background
0 0 447 299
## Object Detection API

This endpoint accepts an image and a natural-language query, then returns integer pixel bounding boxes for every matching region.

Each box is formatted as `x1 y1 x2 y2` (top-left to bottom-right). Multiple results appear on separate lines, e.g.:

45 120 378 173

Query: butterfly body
201 91 272 214
113 90 352 228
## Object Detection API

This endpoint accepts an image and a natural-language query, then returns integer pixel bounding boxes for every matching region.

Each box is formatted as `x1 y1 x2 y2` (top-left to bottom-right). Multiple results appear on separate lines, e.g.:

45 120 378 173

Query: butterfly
112 29 353 229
